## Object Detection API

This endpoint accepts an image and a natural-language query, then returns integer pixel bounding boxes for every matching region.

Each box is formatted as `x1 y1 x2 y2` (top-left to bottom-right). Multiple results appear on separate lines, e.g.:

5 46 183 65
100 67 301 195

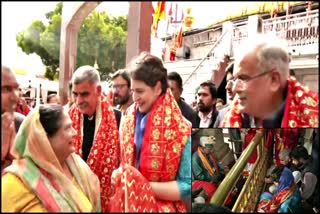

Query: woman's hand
111 166 123 184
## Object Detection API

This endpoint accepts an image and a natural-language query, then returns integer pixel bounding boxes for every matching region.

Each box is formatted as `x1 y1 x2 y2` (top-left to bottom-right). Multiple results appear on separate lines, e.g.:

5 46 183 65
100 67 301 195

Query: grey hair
279 148 292 159
72 65 100 85
236 34 290 85
2 65 14 74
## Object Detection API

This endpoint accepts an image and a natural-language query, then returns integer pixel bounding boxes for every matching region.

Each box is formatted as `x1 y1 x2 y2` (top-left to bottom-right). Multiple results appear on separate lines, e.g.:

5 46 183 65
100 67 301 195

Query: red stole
118 89 191 212
258 183 296 212
69 97 120 212
219 76 318 128
266 128 300 166
241 128 258 164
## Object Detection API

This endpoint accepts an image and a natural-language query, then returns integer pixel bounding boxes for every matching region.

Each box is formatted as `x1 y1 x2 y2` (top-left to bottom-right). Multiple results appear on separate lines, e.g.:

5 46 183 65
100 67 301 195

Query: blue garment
259 167 303 213
276 167 302 212
134 109 148 169
276 167 294 194
278 187 302 213
259 188 302 213
176 137 192 201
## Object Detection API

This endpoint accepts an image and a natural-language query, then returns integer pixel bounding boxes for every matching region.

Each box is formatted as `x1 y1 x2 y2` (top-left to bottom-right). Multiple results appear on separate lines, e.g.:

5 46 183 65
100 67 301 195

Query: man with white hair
68 65 120 212
279 148 296 171
219 34 318 128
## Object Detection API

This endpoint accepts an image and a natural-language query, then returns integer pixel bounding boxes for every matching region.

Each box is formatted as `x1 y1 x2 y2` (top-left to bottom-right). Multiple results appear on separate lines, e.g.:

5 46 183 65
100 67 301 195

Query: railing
232 19 249 51
210 129 269 212
183 30 229 85
231 10 319 55
232 131 269 212
263 10 319 47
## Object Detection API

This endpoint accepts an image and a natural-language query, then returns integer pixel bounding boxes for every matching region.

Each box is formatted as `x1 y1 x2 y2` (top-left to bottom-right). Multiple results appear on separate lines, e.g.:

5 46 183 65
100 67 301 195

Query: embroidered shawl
257 167 297 212
220 77 318 128
4 109 101 212
115 89 191 212
68 96 120 212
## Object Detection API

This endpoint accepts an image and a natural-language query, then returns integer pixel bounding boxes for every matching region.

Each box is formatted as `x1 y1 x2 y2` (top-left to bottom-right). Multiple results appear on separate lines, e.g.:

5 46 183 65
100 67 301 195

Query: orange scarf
68 97 120 212
197 147 219 177
219 77 318 128
114 89 191 212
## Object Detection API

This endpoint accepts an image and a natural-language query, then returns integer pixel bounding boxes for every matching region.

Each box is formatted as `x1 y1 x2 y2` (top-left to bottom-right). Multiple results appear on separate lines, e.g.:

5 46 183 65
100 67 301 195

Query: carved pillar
59 2 151 104
59 2 101 105
126 2 153 64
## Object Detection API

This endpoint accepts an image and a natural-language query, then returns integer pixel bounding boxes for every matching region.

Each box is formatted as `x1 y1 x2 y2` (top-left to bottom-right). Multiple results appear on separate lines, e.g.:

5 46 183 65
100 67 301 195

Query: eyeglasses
232 69 275 86
112 84 128 90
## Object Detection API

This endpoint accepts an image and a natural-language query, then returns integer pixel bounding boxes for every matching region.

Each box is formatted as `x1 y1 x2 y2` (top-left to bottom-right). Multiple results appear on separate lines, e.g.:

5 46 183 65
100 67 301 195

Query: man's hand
1 112 14 162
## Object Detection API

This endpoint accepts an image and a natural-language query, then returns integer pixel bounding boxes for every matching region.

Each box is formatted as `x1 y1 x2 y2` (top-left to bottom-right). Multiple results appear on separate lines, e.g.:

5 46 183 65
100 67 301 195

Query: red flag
168 3 173 17
176 26 183 48
151 1 166 37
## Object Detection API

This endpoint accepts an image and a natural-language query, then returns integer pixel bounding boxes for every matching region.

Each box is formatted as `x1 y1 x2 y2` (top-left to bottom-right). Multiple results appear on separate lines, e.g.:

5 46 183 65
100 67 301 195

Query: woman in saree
257 166 302 213
1 104 101 212
110 52 192 212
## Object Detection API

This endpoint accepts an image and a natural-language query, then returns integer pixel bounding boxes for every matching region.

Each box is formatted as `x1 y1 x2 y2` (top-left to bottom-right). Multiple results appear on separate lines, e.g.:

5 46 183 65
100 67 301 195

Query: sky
1 1 256 76
1 1 130 76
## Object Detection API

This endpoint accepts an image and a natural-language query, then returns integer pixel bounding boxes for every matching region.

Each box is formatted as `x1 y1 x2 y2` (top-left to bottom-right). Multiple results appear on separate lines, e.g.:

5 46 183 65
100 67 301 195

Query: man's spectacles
112 84 128 90
232 69 275 86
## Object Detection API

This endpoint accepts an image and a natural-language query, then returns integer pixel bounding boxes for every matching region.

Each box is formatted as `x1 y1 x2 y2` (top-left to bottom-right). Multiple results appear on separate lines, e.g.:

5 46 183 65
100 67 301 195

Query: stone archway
58 2 152 104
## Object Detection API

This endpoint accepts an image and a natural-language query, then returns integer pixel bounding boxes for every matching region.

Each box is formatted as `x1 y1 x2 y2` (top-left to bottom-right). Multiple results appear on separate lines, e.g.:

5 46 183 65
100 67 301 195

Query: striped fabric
3 109 101 212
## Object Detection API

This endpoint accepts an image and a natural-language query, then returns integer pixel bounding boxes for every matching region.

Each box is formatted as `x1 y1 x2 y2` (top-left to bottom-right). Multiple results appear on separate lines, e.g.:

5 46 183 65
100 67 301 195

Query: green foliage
16 3 127 81
77 11 127 80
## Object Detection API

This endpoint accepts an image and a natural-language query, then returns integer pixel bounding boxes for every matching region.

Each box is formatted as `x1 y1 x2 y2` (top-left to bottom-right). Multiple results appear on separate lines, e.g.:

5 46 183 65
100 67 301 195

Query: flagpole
162 3 172 61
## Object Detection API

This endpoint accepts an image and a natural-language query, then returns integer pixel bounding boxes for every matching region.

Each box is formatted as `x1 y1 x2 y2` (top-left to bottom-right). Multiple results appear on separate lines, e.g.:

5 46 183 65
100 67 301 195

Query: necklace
88 115 94 121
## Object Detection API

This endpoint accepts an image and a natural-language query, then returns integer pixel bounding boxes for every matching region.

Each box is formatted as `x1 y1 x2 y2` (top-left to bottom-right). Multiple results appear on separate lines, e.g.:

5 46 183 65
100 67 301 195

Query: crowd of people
258 143 319 213
1 33 319 213
191 128 319 213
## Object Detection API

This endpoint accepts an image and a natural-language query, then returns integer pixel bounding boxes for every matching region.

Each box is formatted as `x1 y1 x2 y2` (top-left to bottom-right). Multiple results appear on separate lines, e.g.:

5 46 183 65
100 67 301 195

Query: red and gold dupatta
219 77 318 128
69 96 120 212
113 89 191 212
257 183 296 212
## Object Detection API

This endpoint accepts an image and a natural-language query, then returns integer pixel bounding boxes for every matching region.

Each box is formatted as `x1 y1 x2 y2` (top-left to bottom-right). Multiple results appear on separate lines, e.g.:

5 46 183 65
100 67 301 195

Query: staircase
163 25 233 104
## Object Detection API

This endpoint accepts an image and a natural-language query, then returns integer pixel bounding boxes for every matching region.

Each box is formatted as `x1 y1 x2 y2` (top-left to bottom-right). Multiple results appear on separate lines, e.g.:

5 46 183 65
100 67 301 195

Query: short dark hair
289 69 295 76
199 81 217 99
290 146 309 160
68 81 72 94
168 71 183 90
47 93 58 103
111 69 131 87
39 104 63 138
225 62 234 75
216 98 224 105
270 166 284 182
128 52 168 95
